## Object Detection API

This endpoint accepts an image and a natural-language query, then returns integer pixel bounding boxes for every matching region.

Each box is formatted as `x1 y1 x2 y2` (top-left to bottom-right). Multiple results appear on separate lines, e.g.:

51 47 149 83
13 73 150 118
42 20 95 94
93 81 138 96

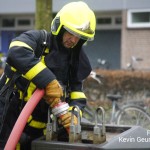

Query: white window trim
127 9 150 28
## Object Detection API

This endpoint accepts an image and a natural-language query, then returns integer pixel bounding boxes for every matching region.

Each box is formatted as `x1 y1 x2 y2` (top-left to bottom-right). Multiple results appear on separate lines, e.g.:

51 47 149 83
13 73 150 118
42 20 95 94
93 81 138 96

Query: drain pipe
4 89 45 150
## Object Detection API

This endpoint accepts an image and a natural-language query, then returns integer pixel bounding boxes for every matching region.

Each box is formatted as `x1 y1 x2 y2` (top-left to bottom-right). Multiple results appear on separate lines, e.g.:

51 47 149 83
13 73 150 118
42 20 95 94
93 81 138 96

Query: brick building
121 9 150 70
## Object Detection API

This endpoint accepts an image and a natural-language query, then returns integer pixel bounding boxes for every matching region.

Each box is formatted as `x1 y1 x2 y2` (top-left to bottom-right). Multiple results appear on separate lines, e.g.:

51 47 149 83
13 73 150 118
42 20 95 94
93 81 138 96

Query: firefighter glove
44 79 63 107
59 112 78 128
46 97 61 108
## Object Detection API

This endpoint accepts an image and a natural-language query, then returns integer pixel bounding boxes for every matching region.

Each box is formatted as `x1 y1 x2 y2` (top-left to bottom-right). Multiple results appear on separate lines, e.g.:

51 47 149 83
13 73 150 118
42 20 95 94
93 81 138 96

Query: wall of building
86 30 121 70
121 10 150 70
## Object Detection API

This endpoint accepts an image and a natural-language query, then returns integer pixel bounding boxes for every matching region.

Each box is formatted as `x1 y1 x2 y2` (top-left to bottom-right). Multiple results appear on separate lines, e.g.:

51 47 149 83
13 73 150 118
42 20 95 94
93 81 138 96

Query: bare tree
35 0 52 31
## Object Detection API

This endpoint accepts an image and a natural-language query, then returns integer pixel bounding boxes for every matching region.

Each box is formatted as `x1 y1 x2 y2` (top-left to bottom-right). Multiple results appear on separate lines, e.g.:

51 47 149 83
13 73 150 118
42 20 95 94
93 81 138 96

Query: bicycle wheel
116 105 150 129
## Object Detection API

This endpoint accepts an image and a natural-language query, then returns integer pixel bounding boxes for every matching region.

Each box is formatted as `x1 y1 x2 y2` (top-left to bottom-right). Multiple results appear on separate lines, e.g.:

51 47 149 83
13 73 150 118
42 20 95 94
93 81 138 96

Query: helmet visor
63 26 94 41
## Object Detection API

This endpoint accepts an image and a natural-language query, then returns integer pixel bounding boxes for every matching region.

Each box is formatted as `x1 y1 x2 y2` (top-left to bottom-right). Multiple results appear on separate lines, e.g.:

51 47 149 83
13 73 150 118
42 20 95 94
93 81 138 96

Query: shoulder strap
41 29 48 47
37 29 48 59
0 73 6 90
0 72 20 99
5 73 20 101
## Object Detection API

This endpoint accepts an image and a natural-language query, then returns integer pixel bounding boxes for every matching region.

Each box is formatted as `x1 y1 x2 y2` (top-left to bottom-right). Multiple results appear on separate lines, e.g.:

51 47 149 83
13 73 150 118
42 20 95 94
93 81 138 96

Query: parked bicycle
106 94 150 129
83 71 150 130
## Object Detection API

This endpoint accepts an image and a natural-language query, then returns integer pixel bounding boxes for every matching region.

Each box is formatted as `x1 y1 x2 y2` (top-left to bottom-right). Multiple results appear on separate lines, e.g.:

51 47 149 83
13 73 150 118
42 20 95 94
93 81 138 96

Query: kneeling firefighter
0 1 96 149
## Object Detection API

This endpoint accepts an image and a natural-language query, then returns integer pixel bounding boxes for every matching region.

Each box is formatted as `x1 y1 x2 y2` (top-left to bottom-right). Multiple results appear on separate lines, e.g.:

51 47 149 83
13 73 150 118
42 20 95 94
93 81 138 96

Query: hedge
83 69 150 102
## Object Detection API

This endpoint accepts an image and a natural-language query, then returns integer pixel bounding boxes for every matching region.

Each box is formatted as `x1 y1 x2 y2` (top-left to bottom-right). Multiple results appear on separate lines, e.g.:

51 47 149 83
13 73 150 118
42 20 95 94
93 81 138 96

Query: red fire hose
4 89 45 150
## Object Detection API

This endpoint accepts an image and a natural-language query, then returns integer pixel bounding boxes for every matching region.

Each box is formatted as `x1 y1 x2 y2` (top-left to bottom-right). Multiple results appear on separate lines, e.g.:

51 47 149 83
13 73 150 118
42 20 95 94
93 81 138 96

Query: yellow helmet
51 1 96 41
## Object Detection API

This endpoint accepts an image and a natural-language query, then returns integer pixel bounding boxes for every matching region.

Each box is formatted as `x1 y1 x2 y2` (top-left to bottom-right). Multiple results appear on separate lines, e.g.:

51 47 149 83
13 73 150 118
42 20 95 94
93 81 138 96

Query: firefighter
0 1 96 149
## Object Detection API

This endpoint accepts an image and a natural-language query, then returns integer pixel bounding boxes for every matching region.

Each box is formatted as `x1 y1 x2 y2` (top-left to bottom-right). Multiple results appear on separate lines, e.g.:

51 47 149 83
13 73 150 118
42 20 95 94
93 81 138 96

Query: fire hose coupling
51 102 70 134
52 102 69 117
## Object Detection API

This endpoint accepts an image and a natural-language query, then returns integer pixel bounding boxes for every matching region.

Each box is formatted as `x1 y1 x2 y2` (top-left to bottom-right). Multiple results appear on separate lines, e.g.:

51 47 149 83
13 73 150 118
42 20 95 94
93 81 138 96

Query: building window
97 18 112 25
96 14 122 30
127 9 150 28
132 12 150 23
2 18 15 27
17 19 30 26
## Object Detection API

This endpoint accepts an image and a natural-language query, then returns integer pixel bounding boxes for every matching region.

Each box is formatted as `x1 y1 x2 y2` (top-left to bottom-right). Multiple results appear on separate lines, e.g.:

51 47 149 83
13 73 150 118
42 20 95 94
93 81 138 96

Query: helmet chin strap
70 43 77 49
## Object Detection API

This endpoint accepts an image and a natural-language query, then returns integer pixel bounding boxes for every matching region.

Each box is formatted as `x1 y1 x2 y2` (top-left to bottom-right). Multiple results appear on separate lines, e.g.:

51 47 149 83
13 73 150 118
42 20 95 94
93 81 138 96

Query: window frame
127 9 150 28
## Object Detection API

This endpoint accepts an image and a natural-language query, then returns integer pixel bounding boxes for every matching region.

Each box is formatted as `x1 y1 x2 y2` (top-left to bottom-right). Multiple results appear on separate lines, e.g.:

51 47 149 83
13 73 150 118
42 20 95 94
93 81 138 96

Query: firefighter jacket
4 29 92 130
